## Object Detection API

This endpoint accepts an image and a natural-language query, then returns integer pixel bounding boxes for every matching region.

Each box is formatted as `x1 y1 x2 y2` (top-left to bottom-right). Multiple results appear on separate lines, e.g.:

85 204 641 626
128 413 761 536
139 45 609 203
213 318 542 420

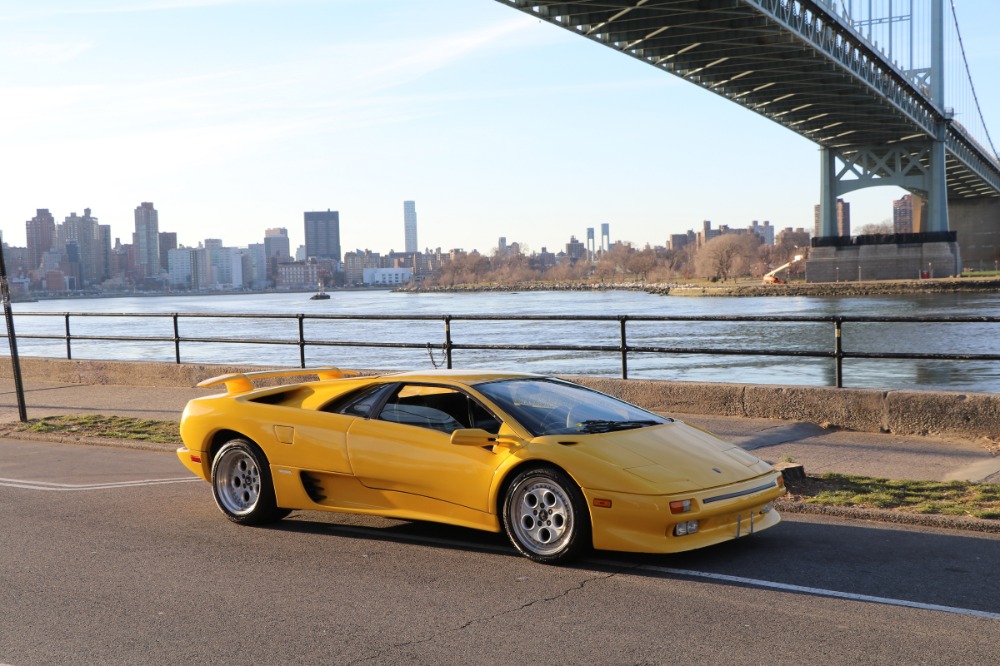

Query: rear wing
197 367 358 395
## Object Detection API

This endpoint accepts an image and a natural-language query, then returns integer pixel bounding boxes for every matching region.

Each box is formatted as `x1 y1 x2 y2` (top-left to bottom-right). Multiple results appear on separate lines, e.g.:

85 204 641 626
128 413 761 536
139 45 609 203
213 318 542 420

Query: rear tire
211 438 290 525
502 466 590 564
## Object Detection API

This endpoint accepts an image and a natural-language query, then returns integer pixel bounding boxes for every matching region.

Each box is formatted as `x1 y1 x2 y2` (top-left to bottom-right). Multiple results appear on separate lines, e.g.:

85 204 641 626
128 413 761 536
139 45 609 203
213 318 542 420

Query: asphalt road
1 438 998 666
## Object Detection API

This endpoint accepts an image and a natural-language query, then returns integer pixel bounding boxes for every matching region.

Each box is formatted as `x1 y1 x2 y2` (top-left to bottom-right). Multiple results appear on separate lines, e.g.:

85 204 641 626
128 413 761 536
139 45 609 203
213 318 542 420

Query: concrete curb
4 357 999 442
773 499 1000 534
0 428 179 453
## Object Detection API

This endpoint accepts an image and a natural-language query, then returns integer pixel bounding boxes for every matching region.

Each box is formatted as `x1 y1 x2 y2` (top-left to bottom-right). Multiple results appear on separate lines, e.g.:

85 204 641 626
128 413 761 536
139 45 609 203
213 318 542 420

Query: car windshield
477 378 670 437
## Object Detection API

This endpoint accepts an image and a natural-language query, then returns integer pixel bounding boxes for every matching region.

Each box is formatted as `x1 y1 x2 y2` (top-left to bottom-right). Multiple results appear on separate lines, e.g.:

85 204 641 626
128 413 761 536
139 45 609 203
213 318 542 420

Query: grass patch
785 473 1000 520
14 415 181 444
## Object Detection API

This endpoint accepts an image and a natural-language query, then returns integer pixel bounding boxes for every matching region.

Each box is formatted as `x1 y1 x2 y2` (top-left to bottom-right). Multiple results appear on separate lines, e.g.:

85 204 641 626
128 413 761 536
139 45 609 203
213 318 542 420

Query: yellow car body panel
178 369 785 557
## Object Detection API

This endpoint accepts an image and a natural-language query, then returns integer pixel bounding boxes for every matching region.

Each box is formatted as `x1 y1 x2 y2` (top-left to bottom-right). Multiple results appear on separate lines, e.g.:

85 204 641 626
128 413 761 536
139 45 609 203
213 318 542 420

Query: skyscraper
304 210 341 261
134 202 160 278
58 208 104 287
403 201 418 254
264 227 290 260
26 209 55 271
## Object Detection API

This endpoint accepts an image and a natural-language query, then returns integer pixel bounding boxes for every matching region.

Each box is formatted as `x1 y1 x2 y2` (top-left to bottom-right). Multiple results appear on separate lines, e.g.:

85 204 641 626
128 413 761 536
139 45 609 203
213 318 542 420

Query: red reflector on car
593 498 612 508
190 454 202 463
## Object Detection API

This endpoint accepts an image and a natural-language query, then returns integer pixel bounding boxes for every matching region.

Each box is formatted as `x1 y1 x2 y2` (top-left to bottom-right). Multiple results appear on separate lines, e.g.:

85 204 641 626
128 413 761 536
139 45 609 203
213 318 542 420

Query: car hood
558 420 774 493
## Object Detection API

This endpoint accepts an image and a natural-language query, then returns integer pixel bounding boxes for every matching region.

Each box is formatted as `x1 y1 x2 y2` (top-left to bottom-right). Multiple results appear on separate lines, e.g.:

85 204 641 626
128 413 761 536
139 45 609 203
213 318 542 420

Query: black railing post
834 317 843 388
619 315 629 380
297 314 306 368
444 316 453 369
0 237 28 422
64 313 72 360
173 314 181 364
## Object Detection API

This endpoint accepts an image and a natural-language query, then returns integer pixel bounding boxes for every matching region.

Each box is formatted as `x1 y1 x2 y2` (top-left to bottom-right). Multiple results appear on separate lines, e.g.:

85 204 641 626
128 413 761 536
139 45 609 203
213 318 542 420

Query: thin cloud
0 0 288 21
6 40 94 64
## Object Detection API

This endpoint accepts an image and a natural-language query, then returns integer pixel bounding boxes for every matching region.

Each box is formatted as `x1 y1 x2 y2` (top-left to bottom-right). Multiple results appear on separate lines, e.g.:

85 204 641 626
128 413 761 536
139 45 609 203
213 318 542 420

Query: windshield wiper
575 419 662 433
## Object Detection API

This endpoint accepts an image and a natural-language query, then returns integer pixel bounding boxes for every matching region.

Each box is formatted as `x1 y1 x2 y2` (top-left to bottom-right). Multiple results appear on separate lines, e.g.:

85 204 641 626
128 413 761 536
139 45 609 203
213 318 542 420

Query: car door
346 383 503 512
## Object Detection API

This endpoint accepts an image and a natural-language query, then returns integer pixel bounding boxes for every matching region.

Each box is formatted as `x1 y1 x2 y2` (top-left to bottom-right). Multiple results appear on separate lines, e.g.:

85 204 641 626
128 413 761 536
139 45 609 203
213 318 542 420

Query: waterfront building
159 232 177 271
246 243 270 289
134 202 160 278
363 267 413 286
26 209 55 273
276 257 335 288
668 233 693 251
893 194 922 233
167 247 198 289
344 249 382 286
264 228 290 261
304 210 341 262
1 244 30 275
403 201 418 254
813 199 851 237
535 247 557 270
98 224 112 283
776 227 811 250
749 220 774 246
698 220 723 248
57 209 106 288
565 236 586 262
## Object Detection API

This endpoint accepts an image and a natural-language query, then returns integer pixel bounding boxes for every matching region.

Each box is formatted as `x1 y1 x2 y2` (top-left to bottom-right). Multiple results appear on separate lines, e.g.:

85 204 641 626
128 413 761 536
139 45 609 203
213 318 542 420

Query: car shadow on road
267 509 999 616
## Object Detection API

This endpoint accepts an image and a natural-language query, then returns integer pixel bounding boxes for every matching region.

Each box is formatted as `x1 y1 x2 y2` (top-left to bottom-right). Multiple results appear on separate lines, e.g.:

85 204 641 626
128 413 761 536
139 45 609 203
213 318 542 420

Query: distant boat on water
310 282 330 300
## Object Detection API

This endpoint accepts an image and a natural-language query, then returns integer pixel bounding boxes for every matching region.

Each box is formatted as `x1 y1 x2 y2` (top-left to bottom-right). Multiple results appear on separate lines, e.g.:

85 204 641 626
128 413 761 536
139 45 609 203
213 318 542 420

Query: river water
7 289 1000 393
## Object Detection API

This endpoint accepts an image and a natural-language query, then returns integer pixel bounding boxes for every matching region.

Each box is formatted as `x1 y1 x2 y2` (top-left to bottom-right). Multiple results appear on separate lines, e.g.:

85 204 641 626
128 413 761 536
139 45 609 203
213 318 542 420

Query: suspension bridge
496 0 1000 278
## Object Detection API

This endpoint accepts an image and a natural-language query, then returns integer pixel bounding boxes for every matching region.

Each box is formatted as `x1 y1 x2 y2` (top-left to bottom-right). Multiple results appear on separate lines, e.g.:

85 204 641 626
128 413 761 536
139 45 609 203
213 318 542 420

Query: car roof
379 369 543 385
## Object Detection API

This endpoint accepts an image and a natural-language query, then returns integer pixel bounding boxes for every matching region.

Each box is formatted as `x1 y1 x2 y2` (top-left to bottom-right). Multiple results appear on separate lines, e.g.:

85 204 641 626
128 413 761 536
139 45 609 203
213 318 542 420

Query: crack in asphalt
346 568 629 664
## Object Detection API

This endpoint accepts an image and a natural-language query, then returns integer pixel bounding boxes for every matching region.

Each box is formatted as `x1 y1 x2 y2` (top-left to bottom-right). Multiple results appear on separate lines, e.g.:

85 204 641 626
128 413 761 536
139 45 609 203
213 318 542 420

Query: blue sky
2 0 998 255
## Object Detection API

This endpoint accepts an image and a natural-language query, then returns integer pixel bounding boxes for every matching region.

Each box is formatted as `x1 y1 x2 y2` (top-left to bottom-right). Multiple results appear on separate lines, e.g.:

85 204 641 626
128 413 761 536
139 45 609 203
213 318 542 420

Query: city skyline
1 1 998 254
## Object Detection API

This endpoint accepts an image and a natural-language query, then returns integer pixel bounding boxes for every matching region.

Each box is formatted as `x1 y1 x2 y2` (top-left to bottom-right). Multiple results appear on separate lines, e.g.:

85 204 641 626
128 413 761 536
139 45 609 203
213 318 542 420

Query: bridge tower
819 0 949 237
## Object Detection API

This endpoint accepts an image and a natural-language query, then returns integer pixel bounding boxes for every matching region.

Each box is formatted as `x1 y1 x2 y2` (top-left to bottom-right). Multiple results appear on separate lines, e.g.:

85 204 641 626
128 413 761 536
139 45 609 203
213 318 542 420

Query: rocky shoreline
399 276 1000 297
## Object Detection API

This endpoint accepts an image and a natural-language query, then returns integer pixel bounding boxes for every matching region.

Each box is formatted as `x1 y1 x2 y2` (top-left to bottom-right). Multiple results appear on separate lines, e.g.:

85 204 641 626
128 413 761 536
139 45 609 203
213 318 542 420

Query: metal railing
4 311 1000 389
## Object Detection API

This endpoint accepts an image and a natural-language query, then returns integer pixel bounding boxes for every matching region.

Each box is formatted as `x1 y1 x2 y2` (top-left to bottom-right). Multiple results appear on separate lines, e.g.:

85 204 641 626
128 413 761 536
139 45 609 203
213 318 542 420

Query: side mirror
450 428 497 447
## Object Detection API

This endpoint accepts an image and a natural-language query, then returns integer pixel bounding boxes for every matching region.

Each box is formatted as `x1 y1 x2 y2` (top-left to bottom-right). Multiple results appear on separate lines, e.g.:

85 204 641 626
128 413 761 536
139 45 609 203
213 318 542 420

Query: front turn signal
669 499 693 514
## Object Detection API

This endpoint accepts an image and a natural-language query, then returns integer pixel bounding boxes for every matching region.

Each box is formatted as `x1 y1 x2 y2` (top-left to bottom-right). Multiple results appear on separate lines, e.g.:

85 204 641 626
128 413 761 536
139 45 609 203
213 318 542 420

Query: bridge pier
949 199 1000 270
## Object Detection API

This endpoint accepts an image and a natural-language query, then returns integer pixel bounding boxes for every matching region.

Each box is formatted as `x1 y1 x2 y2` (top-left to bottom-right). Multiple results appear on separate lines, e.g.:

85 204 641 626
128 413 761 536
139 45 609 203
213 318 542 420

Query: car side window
376 384 502 435
322 383 395 417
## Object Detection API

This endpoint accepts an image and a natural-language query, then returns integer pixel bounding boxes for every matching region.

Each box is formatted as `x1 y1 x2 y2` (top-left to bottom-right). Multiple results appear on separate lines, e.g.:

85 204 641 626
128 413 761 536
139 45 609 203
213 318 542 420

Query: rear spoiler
197 367 358 395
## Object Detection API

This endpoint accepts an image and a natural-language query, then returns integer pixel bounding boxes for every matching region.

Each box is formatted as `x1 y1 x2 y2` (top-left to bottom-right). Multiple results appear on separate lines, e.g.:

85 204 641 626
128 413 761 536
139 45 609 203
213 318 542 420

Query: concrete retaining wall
4 357 998 442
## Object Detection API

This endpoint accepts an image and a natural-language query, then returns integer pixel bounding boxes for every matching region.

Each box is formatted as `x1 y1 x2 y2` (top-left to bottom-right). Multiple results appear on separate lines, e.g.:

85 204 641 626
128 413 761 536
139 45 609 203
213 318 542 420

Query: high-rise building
565 235 586 261
893 194 922 233
159 232 177 271
264 227 290 260
134 202 160 278
813 199 851 237
403 201 418 254
600 223 611 253
304 210 341 261
749 220 774 246
26 209 55 271
57 209 104 287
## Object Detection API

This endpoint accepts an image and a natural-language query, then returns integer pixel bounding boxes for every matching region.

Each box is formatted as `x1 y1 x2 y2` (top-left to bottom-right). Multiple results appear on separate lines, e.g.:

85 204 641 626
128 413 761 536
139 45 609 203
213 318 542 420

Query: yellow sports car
178 368 785 564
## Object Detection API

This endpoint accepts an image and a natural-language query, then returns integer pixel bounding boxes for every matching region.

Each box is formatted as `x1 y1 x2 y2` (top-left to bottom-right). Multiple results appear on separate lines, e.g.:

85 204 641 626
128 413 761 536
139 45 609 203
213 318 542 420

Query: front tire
211 438 289 525
502 467 590 564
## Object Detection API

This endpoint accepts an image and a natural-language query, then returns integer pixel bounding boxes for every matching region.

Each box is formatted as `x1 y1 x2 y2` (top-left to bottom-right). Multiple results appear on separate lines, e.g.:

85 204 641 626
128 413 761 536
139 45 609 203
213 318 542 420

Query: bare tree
856 221 894 236
694 234 759 282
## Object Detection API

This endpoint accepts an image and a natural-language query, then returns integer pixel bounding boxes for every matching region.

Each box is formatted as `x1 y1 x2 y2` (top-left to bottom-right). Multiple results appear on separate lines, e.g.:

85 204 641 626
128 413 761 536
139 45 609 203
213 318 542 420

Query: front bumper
584 471 786 554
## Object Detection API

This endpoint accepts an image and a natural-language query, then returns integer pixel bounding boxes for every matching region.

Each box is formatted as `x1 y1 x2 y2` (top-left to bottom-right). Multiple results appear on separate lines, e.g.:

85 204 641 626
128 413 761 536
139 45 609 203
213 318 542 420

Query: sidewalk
1 377 998 484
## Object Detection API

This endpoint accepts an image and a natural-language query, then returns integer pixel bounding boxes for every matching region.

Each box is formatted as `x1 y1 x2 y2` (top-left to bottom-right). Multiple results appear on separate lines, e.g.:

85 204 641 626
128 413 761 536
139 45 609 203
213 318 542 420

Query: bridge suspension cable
948 0 999 160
